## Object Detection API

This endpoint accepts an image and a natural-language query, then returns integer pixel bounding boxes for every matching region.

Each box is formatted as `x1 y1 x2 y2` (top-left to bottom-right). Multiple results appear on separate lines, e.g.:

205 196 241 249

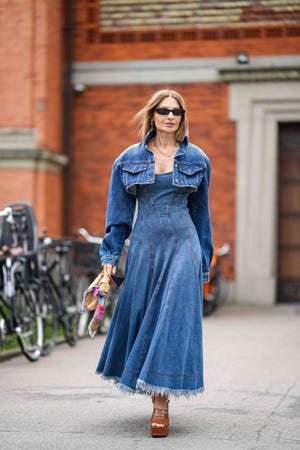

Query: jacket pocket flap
178 163 205 176
121 164 148 174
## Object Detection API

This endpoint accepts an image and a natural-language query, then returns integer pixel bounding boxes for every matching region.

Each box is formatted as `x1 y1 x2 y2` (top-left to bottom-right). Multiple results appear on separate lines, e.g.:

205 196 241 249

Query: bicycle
0 203 43 361
38 232 81 355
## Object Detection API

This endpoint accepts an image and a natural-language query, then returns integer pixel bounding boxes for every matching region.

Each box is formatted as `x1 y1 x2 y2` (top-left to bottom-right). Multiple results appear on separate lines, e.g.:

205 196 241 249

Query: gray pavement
0 304 300 449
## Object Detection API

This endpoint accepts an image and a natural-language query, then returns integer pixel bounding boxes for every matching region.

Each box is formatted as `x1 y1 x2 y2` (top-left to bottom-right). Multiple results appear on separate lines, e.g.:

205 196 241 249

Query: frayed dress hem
96 372 204 398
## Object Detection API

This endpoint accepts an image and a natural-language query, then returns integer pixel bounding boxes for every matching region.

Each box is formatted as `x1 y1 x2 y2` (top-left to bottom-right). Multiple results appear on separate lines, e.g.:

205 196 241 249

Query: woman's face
153 96 183 136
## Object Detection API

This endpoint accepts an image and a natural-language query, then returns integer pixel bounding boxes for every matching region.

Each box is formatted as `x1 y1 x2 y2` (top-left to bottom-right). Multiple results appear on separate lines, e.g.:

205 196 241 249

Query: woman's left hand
103 264 117 277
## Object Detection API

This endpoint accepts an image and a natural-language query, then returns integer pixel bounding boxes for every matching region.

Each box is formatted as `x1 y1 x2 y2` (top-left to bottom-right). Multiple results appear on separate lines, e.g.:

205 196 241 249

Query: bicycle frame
0 250 43 360
38 235 79 349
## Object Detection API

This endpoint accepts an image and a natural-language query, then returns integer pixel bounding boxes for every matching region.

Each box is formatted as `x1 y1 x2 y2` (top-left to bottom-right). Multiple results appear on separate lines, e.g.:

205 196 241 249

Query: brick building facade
0 0 67 235
1 1 300 305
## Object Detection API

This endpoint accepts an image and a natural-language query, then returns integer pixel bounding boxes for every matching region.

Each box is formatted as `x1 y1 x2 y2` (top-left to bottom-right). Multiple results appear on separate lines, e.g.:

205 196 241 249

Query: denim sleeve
100 160 136 266
187 158 214 283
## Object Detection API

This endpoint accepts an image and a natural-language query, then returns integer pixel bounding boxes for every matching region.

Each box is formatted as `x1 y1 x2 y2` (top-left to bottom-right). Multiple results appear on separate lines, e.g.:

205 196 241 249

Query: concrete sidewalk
0 304 299 449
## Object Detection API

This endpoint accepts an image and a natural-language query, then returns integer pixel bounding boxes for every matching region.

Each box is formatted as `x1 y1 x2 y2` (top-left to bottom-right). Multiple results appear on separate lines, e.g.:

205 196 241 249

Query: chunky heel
150 397 169 437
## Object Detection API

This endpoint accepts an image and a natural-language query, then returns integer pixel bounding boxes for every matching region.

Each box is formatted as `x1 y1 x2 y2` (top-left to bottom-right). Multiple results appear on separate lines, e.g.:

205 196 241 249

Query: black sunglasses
155 107 185 116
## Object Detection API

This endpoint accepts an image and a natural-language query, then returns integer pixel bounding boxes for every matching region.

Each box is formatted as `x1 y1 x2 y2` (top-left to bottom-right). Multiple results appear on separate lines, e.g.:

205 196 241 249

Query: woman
96 89 213 437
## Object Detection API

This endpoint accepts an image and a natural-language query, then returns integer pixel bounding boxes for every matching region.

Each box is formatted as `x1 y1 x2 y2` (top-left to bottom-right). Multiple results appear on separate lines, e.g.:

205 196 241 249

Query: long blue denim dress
96 160 213 397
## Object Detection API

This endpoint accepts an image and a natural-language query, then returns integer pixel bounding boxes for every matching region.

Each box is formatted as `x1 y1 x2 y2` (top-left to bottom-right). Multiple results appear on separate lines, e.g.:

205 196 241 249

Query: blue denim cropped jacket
100 130 214 282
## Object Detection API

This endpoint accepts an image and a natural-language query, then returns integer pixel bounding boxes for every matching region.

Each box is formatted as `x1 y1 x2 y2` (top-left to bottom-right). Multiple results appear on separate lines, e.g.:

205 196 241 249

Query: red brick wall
0 0 64 141
26 0 64 152
0 0 33 126
73 0 300 62
74 32 300 62
0 170 63 236
0 0 65 236
34 170 65 236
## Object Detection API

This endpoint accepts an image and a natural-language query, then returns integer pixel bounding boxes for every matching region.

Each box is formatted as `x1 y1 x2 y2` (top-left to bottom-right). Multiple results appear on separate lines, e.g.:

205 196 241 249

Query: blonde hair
133 89 188 142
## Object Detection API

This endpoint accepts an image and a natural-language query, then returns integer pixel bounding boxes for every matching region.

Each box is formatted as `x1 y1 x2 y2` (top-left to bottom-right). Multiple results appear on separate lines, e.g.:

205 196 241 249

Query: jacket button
175 178 179 183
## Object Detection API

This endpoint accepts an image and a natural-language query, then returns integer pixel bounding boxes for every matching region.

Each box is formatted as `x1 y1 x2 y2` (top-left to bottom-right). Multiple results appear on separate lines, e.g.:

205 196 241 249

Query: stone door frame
230 81 300 305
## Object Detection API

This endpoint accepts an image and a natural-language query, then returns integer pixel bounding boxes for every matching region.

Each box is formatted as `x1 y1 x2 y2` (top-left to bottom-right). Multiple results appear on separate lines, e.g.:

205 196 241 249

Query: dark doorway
277 122 300 303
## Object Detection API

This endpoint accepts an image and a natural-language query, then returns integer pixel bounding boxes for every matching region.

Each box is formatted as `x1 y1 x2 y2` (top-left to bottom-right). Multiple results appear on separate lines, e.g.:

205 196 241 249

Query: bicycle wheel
215 273 229 308
202 297 217 317
0 301 8 351
54 247 79 346
61 281 80 346
38 282 58 356
15 285 43 361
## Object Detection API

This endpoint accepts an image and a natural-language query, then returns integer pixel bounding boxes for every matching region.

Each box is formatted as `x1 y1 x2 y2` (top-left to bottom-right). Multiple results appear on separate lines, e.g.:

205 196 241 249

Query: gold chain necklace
153 140 176 158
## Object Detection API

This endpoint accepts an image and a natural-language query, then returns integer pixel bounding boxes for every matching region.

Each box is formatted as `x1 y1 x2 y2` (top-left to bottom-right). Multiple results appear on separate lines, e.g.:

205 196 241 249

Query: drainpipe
62 0 73 236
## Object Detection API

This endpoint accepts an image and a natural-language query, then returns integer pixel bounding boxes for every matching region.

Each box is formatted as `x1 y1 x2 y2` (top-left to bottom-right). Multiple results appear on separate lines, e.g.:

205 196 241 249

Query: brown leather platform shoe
150 402 169 437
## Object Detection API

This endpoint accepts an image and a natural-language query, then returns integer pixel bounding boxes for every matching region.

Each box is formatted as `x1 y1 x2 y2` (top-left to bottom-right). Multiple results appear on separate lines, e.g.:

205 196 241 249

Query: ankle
153 394 169 410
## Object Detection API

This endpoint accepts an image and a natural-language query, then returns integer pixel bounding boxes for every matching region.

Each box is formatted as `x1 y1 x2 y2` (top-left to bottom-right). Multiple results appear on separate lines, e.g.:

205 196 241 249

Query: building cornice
72 55 300 86
219 66 300 82
0 129 68 172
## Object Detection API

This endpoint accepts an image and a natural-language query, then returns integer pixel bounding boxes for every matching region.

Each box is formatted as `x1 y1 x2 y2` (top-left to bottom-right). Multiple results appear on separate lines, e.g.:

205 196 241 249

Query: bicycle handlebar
76 228 103 244
76 227 130 250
